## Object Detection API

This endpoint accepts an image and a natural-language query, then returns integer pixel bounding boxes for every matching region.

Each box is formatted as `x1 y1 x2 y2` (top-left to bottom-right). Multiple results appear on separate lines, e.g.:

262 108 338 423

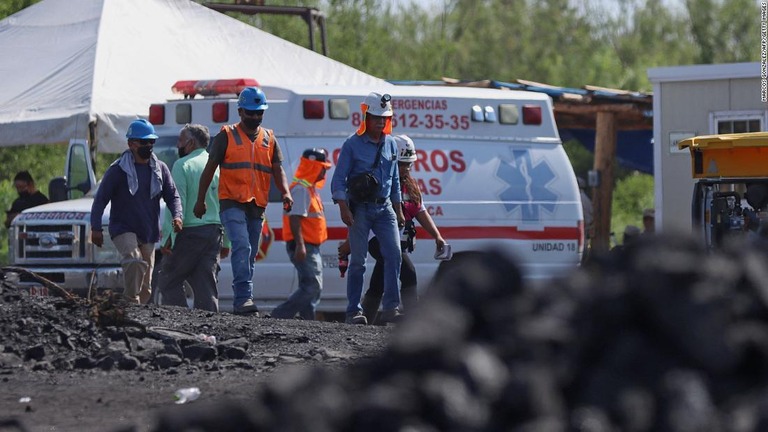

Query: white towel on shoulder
114 150 163 198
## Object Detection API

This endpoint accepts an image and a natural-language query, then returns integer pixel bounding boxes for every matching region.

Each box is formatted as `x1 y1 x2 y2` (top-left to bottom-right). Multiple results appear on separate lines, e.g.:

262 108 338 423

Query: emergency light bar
172 78 260 98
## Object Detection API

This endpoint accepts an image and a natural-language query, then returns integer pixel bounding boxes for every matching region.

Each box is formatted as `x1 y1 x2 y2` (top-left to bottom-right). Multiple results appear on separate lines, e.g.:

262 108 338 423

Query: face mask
137 146 153 160
178 147 188 158
242 117 261 130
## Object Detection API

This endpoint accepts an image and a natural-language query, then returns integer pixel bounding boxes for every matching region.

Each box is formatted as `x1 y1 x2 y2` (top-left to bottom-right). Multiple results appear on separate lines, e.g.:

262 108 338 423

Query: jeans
362 236 417 323
271 242 323 320
346 201 401 316
220 207 264 308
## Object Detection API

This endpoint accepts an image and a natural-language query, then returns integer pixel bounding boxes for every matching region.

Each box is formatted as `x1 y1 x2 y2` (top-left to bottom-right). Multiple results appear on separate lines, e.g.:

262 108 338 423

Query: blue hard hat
126 119 158 139
238 87 269 110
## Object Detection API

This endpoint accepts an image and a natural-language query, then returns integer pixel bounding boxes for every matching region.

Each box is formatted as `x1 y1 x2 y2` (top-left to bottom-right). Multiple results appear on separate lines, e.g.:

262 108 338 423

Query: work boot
361 294 381 325
377 308 403 325
233 298 260 316
345 311 367 325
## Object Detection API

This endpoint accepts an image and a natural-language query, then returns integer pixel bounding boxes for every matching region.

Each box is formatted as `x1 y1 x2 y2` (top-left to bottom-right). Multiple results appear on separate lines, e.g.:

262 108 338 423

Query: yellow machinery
678 132 768 248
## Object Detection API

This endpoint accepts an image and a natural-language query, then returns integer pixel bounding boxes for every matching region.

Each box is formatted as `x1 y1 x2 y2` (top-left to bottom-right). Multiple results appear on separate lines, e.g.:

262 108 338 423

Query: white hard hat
363 92 393 117
394 135 417 162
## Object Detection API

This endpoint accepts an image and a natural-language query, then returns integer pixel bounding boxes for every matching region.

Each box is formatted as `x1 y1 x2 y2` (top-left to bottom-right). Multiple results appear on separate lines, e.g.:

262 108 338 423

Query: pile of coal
154 234 768 432
0 283 253 373
0 279 377 377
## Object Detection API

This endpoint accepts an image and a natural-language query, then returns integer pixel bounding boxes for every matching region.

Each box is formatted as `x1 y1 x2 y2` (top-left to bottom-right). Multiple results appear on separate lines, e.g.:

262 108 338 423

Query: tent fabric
0 0 389 153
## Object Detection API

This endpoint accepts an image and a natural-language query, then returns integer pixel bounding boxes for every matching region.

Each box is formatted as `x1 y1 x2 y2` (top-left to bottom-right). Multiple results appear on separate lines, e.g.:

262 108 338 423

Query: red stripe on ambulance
284 226 581 241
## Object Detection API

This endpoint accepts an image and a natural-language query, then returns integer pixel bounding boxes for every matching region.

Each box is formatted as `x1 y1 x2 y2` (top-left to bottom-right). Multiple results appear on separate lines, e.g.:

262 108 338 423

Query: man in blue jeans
271 148 332 320
331 92 405 325
194 87 293 315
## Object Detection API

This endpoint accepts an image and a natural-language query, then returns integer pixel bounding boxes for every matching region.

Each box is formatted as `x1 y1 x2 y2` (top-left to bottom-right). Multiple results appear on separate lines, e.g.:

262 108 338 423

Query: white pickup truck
8 139 119 297
7 139 247 310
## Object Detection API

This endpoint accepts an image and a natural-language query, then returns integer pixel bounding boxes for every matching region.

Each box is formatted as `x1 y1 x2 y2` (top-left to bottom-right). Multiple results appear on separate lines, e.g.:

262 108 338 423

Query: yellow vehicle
678 132 768 248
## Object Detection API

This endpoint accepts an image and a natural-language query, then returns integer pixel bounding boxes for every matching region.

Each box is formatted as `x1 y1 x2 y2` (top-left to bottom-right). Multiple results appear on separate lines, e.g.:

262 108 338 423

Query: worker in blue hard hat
194 87 293 316
90 118 183 304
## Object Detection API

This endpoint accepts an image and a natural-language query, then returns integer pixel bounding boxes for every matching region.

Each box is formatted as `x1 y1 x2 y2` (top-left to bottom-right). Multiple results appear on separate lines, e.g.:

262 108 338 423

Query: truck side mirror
49 177 68 202
74 180 91 194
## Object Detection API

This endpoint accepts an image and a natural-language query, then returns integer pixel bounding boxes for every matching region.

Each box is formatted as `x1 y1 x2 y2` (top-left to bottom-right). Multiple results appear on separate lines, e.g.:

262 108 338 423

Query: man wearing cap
91 119 183 304
642 208 655 236
331 92 406 325
194 87 293 316
271 148 332 320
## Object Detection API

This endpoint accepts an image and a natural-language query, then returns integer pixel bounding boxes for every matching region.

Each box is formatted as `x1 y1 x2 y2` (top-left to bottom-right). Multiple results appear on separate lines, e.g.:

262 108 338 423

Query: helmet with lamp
362 92 393 117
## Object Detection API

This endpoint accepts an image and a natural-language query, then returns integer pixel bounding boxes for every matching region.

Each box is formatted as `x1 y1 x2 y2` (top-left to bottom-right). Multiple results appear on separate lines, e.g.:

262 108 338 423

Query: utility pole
204 2 328 56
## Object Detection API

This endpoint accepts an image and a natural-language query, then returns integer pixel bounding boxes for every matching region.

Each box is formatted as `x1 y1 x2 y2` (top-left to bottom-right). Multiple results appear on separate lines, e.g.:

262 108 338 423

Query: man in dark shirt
5 171 49 228
91 119 182 304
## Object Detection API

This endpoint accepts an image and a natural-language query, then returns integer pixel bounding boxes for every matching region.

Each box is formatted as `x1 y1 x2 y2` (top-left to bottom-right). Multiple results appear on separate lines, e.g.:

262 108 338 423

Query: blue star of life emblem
495 149 558 220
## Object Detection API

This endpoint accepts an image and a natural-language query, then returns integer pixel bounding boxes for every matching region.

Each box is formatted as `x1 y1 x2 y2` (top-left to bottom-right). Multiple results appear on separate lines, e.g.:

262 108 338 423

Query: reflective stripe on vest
282 185 327 245
219 124 274 207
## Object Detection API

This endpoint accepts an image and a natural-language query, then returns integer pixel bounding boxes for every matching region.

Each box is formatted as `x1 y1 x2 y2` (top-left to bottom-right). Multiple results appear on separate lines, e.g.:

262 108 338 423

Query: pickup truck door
65 139 98 199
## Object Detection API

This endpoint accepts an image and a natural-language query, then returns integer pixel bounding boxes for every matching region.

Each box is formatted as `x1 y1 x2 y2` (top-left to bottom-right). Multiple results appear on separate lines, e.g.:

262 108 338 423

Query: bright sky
385 0 687 17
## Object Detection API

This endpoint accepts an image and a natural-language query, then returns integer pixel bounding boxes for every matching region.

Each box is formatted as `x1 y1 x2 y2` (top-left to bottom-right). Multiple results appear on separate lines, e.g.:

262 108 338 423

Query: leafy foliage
611 172 655 245
0 0 39 17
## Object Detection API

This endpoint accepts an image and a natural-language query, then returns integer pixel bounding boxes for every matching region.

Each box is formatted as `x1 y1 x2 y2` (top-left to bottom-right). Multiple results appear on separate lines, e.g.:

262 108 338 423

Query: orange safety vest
282 181 327 245
218 124 275 207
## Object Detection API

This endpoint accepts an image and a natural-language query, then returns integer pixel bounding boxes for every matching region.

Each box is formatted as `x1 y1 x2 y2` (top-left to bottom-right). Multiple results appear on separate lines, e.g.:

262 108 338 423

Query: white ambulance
9 78 584 313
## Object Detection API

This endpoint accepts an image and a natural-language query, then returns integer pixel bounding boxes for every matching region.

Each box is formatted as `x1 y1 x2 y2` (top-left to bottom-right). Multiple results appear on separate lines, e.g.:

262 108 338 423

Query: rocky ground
0 279 392 432
7 235 768 431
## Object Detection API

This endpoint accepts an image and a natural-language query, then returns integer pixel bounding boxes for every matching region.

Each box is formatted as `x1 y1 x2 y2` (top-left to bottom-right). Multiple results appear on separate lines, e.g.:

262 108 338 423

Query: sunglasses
132 139 155 146
242 109 264 116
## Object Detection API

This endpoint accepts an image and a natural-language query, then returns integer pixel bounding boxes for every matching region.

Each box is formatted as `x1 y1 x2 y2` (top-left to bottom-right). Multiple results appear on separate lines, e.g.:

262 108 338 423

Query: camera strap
371 140 384 170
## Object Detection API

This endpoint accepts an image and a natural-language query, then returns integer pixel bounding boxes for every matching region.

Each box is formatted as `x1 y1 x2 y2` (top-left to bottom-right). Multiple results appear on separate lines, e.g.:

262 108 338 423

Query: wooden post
591 111 617 253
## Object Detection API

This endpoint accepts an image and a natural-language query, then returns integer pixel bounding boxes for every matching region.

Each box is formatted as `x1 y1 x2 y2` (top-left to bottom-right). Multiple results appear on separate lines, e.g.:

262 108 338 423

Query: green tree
611 171 654 244
0 0 40 18
596 0 698 91
687 0 761 63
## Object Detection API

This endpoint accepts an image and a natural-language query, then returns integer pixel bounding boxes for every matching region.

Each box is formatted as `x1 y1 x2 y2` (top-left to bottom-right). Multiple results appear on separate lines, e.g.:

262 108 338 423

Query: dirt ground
0 283 392 432
7 238 768 431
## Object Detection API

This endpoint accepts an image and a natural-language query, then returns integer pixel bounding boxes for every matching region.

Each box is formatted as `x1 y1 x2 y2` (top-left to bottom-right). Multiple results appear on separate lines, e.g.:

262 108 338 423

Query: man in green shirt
156 124 229 312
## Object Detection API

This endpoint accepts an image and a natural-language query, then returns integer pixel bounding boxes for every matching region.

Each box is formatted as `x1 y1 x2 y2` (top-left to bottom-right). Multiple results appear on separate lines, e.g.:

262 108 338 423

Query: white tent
0 0 388 152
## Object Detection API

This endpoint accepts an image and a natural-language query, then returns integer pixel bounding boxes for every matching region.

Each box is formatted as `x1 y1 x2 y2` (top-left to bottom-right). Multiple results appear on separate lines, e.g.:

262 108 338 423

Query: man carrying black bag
331 92 405 325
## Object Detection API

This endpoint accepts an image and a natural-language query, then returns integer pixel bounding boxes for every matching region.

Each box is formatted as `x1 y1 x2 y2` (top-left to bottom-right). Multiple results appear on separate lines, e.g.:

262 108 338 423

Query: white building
648 62 764 234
